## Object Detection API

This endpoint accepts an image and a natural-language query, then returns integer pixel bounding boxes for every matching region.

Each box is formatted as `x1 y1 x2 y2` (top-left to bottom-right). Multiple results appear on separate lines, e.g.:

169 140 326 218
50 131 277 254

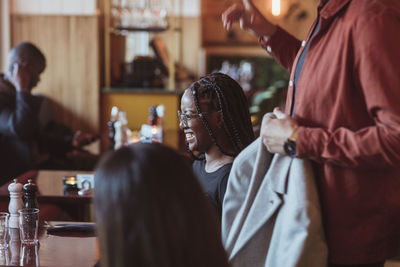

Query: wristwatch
284 126 298 157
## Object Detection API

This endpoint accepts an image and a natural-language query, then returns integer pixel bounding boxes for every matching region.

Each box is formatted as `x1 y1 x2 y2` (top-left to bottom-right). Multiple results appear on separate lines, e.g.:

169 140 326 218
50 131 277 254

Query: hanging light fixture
272 0 281 16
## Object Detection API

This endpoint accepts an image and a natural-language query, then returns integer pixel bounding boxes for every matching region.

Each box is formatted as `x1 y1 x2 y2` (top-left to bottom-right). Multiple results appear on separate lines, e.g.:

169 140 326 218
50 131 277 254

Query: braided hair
187 72 254 158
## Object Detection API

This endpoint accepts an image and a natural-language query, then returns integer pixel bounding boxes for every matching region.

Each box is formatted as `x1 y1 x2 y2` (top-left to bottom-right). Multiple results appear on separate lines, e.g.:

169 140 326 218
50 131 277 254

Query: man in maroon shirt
223 0 400 266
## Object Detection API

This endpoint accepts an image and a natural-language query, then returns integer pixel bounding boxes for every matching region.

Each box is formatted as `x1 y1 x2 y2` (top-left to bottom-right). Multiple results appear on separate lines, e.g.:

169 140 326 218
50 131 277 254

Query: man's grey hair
8 42 46 72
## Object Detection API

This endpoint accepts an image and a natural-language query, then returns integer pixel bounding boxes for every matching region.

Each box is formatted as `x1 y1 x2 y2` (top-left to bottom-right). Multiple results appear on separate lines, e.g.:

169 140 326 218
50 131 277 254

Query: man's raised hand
222 0 277 38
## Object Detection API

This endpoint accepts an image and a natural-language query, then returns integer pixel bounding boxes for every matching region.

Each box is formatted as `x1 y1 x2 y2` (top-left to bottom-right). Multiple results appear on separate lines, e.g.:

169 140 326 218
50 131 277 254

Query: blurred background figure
179 72 254 220
0 42 98 184
94 143 229 267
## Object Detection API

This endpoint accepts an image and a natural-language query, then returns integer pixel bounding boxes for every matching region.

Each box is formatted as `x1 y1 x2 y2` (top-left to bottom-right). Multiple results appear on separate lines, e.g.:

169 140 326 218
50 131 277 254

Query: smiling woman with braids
179 72 255 219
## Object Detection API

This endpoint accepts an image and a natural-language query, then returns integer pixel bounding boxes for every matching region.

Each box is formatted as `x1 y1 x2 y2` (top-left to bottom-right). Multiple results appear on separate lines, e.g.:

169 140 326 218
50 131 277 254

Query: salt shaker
9 228 20 265
8 179 23 228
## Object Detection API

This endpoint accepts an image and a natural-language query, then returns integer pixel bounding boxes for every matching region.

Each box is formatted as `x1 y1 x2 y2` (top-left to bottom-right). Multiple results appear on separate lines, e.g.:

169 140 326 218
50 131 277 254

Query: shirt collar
319 0 352 19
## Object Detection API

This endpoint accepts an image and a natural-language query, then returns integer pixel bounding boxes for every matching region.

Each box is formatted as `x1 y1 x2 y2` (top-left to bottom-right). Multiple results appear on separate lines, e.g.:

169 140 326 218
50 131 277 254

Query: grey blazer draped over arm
222 137 328 267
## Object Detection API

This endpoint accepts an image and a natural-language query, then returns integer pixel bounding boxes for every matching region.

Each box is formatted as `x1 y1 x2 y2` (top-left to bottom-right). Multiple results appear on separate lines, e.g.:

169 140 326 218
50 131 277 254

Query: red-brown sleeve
296 8 400 169
259 26 301 72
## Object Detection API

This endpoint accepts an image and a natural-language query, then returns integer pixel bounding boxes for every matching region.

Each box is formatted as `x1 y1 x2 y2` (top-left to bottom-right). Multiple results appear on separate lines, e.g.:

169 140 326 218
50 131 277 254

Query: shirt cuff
258 26 285 53
259 26 300 56
296 126 322 160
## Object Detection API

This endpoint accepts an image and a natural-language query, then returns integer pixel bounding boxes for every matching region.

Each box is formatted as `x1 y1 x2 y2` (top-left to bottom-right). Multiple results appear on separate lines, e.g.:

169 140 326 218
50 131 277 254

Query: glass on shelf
111 0 122 27
120 0 131 28
111 0 170 30
111 6 121 27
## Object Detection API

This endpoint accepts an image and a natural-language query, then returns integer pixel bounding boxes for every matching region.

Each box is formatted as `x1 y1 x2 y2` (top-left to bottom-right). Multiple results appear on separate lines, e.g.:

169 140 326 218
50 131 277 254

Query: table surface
0 222 98 267
0 170 95 222
0 170 94 203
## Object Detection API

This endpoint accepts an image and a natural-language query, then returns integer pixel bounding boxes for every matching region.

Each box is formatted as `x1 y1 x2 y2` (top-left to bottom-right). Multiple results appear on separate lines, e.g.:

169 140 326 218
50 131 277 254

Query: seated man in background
0 42 98 184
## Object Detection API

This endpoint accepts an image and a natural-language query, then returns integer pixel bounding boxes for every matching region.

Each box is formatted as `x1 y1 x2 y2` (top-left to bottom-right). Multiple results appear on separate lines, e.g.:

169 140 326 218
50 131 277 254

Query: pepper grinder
23 179 39 209
8 179 23 228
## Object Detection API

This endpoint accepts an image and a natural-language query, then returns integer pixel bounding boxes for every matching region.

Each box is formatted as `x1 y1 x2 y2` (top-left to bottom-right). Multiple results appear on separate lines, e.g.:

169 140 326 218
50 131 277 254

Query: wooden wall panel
11 15 100 133
11 0 97 15
0 0 11 72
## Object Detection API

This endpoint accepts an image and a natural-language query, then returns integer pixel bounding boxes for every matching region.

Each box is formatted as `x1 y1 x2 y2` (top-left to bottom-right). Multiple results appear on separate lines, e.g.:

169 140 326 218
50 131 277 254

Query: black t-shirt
193 159 232 220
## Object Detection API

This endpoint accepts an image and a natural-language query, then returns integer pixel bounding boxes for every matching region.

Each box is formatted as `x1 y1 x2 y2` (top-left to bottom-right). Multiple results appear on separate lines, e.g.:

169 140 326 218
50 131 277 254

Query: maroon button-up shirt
261 0 400 264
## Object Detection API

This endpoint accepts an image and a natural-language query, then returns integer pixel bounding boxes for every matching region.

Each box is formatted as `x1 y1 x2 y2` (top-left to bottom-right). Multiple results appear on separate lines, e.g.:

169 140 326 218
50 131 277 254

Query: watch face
284 139 297 157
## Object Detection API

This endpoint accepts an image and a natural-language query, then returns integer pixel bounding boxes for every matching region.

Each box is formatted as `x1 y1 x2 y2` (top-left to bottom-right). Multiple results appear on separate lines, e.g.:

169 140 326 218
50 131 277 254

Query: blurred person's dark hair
94 142 230 267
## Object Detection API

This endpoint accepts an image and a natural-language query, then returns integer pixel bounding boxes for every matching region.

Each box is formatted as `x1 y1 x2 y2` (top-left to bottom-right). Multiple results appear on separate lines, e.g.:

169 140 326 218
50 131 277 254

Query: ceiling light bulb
272 0 281 16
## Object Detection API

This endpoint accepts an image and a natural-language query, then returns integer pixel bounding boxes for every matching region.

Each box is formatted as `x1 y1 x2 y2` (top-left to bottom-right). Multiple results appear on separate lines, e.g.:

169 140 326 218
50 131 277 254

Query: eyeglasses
177 111 207 126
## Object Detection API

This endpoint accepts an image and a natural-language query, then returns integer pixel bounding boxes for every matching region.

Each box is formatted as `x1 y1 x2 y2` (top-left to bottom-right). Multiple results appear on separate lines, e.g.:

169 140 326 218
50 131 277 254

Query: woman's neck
204 145 234 173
